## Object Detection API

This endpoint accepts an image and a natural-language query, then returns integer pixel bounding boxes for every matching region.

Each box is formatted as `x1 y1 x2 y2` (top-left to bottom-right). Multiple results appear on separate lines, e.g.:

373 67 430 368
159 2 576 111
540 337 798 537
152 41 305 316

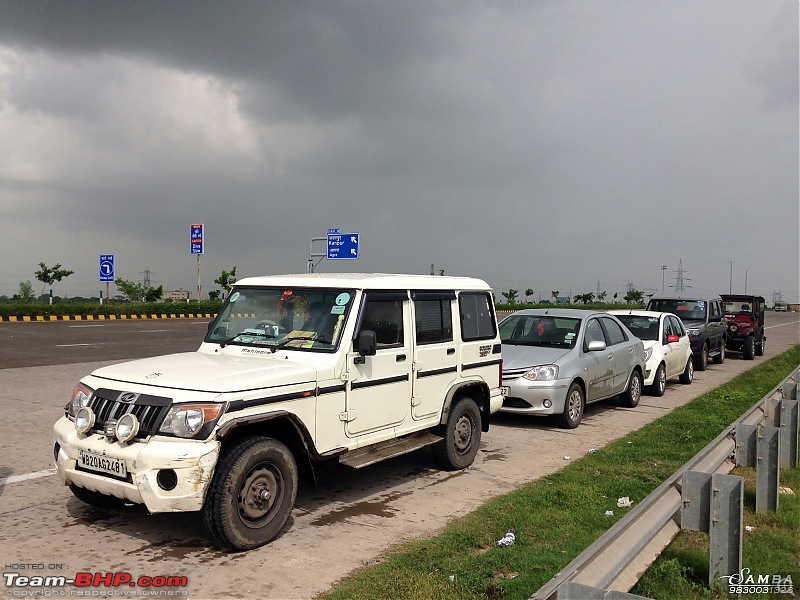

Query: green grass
321 346 800 600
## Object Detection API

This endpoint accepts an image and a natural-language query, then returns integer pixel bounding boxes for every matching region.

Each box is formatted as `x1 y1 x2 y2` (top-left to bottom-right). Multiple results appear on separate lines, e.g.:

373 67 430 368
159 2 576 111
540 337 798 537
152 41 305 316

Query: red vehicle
721 294 765 360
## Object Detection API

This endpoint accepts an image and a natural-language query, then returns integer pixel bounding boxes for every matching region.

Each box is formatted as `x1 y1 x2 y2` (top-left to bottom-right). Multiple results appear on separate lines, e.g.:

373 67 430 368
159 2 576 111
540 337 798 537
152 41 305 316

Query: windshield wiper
218 329 277 349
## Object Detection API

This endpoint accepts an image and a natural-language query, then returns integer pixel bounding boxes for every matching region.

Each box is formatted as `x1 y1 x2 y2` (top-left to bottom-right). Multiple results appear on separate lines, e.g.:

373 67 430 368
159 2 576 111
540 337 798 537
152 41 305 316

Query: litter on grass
605 510 614 516
497 529 516 547
617 496 633 508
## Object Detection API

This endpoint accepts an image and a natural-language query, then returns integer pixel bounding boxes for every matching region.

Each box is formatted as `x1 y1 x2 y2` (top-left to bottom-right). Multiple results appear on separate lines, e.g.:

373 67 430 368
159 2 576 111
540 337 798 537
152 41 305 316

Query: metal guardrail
531 366 800 600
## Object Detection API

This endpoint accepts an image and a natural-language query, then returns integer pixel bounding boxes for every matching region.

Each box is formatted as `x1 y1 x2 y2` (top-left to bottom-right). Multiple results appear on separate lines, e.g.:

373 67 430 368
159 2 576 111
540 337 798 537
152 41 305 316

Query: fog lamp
75 407 96 434
115 413 140 443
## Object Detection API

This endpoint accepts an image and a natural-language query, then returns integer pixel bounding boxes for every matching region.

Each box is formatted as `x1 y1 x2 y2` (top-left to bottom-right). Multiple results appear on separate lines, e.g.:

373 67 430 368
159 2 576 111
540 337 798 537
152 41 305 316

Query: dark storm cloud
0 1 797 302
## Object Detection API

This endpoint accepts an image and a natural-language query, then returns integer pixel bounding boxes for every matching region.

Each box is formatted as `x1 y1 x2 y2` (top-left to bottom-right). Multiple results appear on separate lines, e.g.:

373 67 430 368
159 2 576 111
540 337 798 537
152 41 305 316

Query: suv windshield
724 301 753 315
500 315 580 348
647 299 707 322
205 286 355 352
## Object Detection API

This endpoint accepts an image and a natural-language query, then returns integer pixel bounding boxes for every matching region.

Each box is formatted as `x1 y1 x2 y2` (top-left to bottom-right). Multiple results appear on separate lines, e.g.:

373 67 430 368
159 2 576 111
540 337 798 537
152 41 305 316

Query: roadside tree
34 262 74 304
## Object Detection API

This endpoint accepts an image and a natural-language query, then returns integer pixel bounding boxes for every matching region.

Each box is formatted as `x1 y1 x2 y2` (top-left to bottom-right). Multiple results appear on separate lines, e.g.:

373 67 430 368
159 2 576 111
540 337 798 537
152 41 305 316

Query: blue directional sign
327 231 360 260
190 223 204 255
100 255 115 282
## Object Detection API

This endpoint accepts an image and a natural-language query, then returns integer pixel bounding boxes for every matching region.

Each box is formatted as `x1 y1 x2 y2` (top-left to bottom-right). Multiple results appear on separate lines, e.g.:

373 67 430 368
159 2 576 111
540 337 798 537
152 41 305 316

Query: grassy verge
321 346 800 600
0 300 222 319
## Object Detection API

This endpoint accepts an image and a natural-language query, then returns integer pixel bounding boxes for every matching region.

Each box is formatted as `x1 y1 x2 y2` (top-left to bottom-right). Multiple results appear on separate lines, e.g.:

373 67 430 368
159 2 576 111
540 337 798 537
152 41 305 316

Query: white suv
54 274 504 549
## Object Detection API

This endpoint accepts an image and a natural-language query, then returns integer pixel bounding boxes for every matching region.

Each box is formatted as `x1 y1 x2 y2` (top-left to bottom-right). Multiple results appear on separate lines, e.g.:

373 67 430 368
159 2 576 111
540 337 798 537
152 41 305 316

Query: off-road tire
679 357 694 384
755 334 765 356
620 371 642 408
69 484 127 508
743 336 755 360
649 364 666 397
202 437 298 551
433 396 481 470
556 383 584 429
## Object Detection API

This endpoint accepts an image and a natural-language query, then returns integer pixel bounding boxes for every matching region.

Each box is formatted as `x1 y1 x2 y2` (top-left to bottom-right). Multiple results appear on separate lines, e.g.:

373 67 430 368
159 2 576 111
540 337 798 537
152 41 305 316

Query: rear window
459 292 496 341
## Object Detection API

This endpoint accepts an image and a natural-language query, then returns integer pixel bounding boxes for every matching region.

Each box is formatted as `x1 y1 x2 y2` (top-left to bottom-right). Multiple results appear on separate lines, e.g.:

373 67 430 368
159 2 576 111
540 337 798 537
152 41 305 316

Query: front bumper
500 377 569 416
54 416 220 513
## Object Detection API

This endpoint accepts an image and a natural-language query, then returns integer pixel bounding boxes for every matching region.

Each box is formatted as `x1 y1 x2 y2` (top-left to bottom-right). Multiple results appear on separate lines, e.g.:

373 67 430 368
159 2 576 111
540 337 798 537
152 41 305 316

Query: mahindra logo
118 392 138 403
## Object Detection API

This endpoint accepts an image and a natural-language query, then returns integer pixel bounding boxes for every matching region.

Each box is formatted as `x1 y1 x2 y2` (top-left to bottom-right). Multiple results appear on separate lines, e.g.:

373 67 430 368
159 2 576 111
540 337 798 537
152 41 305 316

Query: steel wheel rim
631 375 641 403
658 368 666 394
238 463 281 528
453 413 475 454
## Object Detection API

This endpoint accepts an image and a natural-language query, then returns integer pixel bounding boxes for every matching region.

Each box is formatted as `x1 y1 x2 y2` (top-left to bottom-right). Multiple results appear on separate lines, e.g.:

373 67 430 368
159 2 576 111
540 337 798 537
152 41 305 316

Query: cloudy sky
0 1 797 303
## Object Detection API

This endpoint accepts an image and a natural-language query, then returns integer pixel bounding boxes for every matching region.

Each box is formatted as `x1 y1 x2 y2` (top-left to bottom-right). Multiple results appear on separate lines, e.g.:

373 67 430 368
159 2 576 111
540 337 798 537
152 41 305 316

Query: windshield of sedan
205 286 355 352
647 299 706 321
499 315 580 347
615 315 659 341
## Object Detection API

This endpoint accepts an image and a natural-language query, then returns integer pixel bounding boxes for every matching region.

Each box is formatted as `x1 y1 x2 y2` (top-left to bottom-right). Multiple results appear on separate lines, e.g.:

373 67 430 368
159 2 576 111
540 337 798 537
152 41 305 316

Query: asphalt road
0 313 797 599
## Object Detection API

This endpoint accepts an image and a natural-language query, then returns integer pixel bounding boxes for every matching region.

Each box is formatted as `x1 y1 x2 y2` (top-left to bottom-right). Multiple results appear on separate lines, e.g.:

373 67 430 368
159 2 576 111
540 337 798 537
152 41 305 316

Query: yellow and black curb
0 313 217 323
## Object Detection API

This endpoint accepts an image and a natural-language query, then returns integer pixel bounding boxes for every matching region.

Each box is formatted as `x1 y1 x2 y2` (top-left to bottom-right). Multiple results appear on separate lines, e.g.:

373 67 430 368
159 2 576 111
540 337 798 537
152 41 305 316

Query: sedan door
600 316 638 394
583 317 615 401
666 315 691 378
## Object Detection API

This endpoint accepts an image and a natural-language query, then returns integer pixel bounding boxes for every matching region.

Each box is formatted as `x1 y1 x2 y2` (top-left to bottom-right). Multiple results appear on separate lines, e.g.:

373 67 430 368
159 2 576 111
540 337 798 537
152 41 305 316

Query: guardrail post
556 582 650 599
756 426 780 512
735 424 757 468
681 472 743 585
709 474 743 585
780 400 799 468
782 381 797 401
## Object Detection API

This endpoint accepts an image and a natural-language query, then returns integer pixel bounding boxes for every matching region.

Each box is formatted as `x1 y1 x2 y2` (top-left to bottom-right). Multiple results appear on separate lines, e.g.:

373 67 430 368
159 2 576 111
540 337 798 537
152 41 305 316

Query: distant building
163 288 189 302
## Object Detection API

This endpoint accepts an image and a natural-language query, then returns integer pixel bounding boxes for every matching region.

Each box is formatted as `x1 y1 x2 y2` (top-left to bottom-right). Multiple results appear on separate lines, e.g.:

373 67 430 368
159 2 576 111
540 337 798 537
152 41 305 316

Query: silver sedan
499 308 645 428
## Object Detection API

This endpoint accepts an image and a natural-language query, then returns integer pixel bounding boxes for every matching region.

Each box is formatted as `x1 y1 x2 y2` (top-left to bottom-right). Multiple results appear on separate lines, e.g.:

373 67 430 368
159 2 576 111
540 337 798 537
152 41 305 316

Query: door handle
397 354 407 362
447 348 455 356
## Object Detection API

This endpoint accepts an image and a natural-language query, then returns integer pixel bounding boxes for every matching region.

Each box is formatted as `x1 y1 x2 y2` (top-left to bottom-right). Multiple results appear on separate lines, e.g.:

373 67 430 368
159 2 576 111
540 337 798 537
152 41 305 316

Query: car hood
90 351 324 393
501 343 573 370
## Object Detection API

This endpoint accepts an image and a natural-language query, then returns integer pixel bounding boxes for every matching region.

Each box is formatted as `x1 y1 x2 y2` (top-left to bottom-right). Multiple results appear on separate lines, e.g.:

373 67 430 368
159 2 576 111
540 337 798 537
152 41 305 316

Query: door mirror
355 330 377 363
586 340 607 352
667 335 680 344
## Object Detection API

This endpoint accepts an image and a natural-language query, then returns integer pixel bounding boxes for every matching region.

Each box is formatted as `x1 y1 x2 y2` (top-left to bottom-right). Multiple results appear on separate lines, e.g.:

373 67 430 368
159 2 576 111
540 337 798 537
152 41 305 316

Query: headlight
729 324 738 332
687 328 700 336
75 407 95 434
159 404 223 438
115 413 140 443
523 365 559 381
643 348 653 362
68 384 93 417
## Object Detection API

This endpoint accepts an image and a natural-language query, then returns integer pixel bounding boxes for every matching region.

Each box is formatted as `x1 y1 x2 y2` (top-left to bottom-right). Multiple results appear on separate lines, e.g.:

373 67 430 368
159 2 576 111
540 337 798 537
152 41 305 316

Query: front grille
502 367 530 382
88 388 172 440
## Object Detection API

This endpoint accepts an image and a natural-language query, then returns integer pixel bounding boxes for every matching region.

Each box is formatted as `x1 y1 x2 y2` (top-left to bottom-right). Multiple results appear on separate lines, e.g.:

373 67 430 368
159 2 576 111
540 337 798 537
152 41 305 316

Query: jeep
53 274 504 550
645 294 727 371
721 294 766 360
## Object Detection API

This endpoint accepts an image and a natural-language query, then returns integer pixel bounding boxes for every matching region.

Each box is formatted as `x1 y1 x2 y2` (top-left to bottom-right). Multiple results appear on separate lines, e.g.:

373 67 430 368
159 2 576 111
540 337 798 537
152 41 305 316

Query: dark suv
645 295 727 371
721 294 765 360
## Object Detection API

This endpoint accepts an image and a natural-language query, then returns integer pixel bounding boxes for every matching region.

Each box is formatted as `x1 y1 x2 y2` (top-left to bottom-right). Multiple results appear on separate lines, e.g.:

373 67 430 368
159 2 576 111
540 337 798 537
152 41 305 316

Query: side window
414 299 453 344
601 317 627 345
711 301 721 318
671 316 686 337
584 318 606 347
360 299 405 348
459 292 496 341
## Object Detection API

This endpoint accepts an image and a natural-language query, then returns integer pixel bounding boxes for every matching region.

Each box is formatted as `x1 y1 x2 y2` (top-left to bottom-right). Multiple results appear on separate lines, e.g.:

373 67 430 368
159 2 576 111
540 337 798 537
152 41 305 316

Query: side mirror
586 340 607 352
355 330 377 364
667 335 680 344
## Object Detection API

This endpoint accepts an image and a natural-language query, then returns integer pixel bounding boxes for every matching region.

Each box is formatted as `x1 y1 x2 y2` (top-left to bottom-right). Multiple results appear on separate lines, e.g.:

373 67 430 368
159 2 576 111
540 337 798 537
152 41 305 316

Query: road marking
765 320 799 329
0 468 57 487
56 343 100 347
140 329 169 333
69 325 105 328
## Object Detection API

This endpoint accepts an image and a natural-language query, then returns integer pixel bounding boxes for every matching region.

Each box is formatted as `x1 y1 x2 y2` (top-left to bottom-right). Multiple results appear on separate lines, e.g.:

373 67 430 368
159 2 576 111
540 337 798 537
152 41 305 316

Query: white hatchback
609 310 693 396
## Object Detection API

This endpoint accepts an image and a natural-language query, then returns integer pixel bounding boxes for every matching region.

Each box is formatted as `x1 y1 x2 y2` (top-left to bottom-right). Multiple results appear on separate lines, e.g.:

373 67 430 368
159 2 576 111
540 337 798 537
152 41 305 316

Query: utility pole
661 265 667 293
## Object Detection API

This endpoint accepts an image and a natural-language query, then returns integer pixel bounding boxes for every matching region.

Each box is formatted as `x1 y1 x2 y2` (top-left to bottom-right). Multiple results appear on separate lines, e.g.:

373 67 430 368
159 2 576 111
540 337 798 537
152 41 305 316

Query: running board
339 432 443 469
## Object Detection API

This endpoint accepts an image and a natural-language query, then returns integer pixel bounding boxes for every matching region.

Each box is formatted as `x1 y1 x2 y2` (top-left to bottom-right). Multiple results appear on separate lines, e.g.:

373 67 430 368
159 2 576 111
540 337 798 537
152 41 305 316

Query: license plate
501 386 510 396
78 451 127 478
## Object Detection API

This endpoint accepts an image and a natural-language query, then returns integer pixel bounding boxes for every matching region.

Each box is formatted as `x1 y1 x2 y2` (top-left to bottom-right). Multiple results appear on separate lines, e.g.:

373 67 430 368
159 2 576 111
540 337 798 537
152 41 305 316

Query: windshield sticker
331 305 346 315
335 293 351 306
229 291 240 302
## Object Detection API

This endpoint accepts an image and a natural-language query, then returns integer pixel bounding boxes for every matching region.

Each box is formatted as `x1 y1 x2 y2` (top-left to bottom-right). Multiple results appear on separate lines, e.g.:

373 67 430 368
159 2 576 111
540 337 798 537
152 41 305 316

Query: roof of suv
648 294 721 302
233 273 492 291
